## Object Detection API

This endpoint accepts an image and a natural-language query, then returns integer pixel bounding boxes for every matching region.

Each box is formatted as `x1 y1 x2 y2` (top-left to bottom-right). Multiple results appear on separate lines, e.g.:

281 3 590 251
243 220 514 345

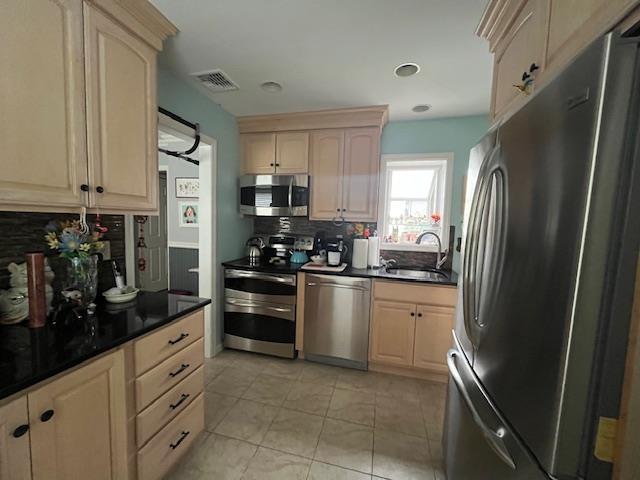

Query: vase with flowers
44 220 105 307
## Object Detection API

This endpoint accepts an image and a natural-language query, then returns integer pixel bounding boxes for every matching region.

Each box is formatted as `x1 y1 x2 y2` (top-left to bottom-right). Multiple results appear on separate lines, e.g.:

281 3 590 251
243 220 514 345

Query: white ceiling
151 0 492 121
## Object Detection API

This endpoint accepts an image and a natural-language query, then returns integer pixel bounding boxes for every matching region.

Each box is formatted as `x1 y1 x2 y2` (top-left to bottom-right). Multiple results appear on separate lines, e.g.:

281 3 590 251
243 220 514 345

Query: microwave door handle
446 350 516 469
288 177 293 211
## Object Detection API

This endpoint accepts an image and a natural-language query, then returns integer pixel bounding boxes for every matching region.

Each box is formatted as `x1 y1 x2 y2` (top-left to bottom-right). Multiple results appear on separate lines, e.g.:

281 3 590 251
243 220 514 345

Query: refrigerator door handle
447 349 517 470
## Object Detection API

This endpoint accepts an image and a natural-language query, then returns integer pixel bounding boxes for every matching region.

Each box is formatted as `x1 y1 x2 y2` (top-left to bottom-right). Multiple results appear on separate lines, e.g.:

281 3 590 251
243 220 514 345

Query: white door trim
126 112 219 358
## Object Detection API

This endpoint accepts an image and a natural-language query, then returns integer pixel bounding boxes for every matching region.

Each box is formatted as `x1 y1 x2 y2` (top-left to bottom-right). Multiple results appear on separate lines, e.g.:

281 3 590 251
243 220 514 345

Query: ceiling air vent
192 69 239 92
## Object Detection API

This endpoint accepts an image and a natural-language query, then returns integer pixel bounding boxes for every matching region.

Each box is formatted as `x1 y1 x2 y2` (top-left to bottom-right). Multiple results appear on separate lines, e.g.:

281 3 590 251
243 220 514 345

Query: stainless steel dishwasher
303 274 371 370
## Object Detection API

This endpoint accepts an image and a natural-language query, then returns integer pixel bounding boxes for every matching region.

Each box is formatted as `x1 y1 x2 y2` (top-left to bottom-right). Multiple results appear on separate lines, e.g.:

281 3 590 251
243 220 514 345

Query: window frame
378 153 454 253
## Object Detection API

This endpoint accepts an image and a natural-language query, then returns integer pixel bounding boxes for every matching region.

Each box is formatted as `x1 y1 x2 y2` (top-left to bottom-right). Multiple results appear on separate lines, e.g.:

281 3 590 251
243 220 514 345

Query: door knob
12 424 29 438
40 409 54 422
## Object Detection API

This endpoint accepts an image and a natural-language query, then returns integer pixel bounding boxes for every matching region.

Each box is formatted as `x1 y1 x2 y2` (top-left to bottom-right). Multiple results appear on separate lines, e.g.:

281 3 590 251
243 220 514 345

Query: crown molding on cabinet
237 105 389 134
476 0 528 53
86 0 178 51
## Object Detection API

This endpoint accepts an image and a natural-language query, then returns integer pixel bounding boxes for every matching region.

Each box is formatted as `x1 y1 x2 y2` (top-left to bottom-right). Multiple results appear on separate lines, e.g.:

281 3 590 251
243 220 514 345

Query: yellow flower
79 243 91 252
94 241 105 251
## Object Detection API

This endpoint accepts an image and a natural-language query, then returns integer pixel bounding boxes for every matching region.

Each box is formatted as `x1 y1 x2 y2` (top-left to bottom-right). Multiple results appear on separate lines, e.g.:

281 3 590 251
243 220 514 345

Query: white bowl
103 288 139 304
310 255 325 265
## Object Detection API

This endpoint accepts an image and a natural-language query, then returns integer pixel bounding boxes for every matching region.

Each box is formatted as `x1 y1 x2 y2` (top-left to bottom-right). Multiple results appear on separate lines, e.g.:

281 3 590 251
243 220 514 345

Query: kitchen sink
384 267 449 281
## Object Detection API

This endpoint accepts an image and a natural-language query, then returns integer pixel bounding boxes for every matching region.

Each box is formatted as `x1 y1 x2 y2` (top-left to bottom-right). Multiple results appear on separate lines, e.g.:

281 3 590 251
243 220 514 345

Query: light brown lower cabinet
370 280 456 377
28 349 128 480
0 396 31 480
413 304 456 373
370 301 417 367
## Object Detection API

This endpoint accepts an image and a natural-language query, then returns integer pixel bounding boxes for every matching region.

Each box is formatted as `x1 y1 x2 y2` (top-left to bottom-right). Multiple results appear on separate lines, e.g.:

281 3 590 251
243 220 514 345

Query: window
378 153 453 251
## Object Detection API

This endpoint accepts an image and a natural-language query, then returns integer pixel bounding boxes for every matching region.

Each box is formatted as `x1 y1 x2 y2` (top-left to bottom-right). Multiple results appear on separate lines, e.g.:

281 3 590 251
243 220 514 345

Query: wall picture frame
175 177 200 198
179 201 199 228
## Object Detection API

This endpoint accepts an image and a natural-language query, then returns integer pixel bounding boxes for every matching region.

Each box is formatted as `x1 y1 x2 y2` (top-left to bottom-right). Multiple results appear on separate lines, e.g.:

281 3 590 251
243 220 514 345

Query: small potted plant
44 220 105 306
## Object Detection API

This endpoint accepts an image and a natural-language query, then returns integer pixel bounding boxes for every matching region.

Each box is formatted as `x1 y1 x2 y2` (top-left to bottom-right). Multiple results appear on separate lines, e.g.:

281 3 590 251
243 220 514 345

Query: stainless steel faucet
416 231 448 270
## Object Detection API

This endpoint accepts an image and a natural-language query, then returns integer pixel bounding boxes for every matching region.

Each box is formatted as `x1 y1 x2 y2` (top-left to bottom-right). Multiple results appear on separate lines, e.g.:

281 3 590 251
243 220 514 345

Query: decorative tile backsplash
253 217 454 270
0 212 126 293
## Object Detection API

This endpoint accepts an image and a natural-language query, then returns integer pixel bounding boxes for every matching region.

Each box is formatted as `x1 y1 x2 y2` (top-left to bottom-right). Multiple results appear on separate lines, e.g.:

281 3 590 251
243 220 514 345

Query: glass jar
66 255 99 306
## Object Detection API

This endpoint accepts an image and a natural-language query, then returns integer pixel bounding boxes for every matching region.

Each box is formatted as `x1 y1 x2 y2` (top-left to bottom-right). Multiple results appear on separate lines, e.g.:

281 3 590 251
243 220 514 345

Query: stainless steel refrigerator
444 32 640 480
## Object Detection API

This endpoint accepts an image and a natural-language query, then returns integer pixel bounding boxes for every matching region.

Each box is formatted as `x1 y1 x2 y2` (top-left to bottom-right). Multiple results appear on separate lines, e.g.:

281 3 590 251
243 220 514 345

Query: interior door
0 0 88 209
84 3 158 211
137 173 169 291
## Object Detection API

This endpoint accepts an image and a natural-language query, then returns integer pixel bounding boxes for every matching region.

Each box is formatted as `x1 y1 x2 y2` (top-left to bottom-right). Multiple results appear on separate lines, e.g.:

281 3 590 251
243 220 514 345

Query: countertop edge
0 298 211 402
222 258 458 286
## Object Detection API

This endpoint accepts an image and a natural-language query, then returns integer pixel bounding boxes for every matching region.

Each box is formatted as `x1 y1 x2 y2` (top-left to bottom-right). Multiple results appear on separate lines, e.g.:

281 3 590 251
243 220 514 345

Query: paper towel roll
352 239 369 269
368 236 380 268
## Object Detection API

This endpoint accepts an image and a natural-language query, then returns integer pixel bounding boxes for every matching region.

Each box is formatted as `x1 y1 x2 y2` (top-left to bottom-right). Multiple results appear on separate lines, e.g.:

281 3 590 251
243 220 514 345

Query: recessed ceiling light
261 81 283 93
412 104 431 113
394 63 420 77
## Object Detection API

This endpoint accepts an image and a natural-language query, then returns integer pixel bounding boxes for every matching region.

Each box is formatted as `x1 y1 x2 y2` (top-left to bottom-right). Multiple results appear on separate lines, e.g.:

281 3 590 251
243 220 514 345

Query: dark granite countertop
0 292 211 401
222 258 458 286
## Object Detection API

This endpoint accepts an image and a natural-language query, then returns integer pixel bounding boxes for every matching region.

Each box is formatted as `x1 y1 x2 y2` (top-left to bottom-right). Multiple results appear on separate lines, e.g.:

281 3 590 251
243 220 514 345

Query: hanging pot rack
158 107 200 166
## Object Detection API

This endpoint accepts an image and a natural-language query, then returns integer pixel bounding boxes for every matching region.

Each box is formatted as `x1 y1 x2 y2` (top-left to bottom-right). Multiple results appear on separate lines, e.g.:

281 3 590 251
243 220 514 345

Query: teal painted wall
157 66 252 348
157 66 252 262
381 115 489 272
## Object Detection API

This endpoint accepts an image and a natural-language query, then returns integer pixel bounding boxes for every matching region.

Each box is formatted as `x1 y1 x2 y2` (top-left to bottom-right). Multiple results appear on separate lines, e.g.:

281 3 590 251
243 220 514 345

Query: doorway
125 112 218 358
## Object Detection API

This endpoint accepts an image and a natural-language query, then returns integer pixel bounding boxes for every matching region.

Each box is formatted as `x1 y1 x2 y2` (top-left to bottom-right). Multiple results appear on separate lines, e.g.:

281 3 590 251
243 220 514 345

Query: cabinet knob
168 332 189 345
275 163 280 167
529 63 539 73
410 312 415 317
342 208 346 212
418 313 423 317
270 163 274 167
169 430 190 450
12 424 29 438
96 186 104 194
521 71 531 82
40 410 54 422
169 363 190 378
80 184 89 192
336 208 340 212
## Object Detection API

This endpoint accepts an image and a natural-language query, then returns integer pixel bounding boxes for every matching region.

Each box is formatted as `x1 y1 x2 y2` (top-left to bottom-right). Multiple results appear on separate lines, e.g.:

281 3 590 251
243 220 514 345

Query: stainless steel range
223 269 297 358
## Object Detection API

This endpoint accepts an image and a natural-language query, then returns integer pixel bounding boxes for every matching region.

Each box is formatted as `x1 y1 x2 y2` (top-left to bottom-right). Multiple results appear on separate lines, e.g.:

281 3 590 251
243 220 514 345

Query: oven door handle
225 269 295 285
225 298 293 313
288 176 294 212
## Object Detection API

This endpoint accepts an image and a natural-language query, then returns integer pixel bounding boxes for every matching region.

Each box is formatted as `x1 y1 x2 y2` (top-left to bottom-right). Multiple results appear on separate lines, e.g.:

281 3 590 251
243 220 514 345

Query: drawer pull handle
170 393 190 410
170 430 190 450
169 363 190 378
168 333 189 345
13 424 29 438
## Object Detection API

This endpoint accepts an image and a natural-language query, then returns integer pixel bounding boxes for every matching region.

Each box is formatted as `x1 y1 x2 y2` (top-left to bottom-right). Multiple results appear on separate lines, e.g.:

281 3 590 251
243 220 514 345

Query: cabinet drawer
134 309 204 375
373 280 457 307
136 365 204 448
136 338 204 412
137 393 204 480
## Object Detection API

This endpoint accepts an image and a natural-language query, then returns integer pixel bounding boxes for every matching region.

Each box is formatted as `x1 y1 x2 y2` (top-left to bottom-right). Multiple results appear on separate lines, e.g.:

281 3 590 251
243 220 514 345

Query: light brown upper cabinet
0 0 88 210
241 132 309 174
491 0 548 120
479 0 640 122
28 350 128 480
309 127 380 222
0 0 176 214
241 133 277 174
276 132 309 174
84 3 159 211
0 396 31 480
546 0 637 71
309 130 344 220
342 128 380 221
237 106 388 221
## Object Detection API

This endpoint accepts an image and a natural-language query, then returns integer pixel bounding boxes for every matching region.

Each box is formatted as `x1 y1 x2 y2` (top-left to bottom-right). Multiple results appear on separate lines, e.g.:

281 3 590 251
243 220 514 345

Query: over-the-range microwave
239 175 309 216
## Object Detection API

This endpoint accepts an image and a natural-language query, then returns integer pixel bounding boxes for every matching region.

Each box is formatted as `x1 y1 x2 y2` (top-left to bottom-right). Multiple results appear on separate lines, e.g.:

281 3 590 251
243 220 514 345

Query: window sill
380 243 440 253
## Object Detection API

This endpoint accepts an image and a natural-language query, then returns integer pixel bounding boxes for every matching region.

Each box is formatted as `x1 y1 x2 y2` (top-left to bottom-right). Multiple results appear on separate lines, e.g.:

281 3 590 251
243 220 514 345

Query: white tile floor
167 349 447 480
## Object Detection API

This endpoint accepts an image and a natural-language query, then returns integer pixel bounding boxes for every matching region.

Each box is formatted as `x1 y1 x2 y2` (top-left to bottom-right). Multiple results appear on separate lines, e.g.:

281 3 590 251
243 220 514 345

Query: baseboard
368 361 448 384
